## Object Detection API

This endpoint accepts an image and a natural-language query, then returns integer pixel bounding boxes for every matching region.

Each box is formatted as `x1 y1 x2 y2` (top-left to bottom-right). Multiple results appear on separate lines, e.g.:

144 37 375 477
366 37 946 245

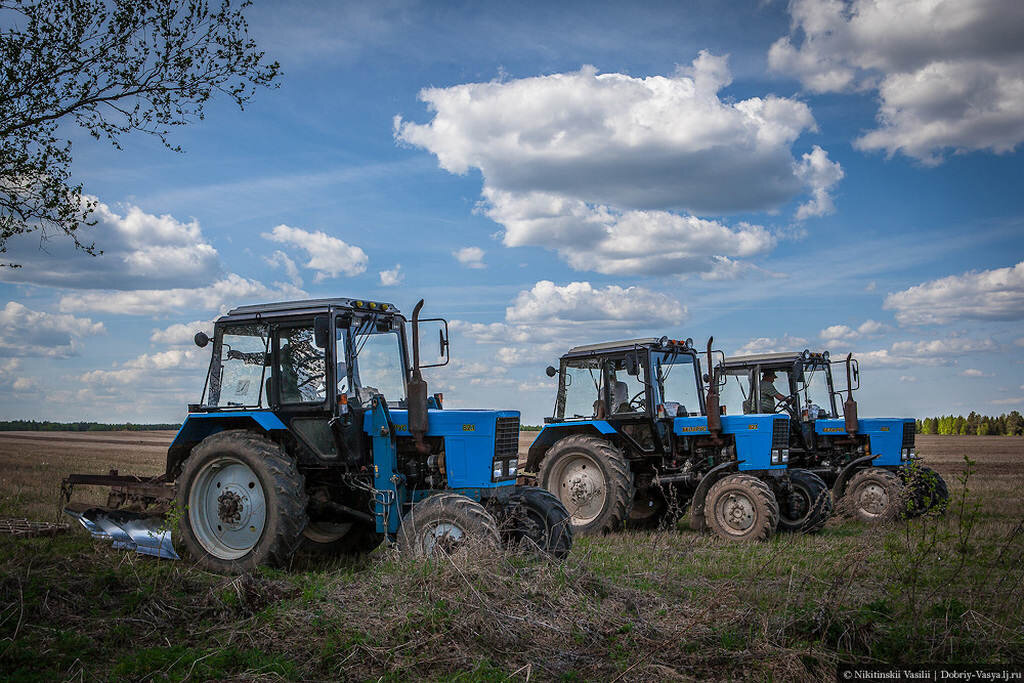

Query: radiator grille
902 422 916 448
494 416 520 460
772 419 790 449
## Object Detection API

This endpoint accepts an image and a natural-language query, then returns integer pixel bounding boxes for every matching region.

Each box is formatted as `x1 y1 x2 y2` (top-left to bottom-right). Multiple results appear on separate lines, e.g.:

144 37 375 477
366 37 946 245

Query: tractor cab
551 336 704 430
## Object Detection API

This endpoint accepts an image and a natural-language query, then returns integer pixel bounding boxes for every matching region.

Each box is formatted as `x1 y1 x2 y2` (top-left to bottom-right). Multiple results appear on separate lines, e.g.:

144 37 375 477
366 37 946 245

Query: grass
0 435 1023 679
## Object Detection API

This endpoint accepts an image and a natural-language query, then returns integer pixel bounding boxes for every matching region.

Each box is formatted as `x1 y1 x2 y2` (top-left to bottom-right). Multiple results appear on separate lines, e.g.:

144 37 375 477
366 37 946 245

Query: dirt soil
0 431 1021 680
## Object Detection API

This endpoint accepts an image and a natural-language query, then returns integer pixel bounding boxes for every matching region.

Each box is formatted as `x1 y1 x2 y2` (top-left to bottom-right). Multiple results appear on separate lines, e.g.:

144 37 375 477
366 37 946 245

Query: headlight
492 464 503 479
508 461 518 476
782 449 789 463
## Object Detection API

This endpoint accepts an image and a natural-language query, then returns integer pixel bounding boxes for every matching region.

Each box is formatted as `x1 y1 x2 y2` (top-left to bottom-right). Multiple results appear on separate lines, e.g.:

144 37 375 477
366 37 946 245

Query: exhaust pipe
843 352 858 435
408 299 431 454
705 337 722 436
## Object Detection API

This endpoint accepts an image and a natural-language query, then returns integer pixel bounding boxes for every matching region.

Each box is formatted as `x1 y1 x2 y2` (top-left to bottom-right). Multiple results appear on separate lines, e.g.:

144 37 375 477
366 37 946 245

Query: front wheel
496 487 573 559
845 467 906 523
704 474 779 542
397 492 500 558
777 469 832 534
538 434 633 535
176 430 307 573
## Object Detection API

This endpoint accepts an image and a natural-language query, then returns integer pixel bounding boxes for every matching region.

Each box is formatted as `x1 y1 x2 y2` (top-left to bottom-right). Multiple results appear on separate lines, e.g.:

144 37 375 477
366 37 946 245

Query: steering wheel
774 394 796 414
628 390 646 411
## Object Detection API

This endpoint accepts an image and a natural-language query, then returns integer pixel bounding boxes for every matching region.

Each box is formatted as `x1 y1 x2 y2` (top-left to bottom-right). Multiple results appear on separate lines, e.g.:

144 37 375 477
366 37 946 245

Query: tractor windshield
652 352 701 417
207 323 270 408
557 358 603 420
353 326 406 408
798 362 835 418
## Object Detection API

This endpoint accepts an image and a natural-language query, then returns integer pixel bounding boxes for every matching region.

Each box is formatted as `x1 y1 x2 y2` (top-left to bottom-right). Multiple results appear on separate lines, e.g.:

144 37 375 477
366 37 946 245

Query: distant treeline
521 425 543 432
0 420 180 432
916 411 1023 436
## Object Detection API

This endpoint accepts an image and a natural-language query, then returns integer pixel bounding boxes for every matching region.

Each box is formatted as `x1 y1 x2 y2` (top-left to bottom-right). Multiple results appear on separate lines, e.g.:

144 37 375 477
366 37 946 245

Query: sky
2 0 1023 425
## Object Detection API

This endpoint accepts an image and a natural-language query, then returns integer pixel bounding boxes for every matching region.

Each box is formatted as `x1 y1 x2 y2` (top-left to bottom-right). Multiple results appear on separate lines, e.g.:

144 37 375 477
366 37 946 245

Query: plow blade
64 504 179 560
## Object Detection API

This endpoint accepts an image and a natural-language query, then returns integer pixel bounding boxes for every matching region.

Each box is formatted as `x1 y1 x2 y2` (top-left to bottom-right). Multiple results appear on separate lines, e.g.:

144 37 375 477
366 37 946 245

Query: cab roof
722 350 830 368
563 337 695 359
219 298 399 322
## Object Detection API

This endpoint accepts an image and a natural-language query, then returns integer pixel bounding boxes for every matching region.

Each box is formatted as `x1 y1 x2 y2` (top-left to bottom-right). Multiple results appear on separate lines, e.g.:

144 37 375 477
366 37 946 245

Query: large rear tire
777 469 832 534
538 434 633 535
846 467 905 523
704 474 779 542
397 492 500 558
176 430 307 573
496 486 573 559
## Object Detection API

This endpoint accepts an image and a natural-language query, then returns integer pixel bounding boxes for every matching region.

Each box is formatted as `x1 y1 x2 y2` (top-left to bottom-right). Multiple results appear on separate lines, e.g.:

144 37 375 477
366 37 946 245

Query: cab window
276 326 327 405
652 352 701 416
354 330 406 407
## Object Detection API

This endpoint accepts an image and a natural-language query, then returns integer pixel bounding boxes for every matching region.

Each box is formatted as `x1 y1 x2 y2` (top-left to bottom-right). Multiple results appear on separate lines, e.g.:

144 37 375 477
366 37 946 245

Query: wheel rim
188 456 267 560
549 453 607 525
855 481 890 517
715 489 756 535
420 521 466 556
302 521 353 544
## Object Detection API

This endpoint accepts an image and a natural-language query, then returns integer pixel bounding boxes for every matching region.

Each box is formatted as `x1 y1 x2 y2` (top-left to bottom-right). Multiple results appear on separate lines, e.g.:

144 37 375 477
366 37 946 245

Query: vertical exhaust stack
408 299 431 454
705 337 722 436
843 352 858 435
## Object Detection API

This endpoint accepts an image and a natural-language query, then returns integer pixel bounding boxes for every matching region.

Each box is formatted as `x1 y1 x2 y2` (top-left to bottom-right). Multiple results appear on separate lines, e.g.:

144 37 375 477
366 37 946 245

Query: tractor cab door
270 319 337 461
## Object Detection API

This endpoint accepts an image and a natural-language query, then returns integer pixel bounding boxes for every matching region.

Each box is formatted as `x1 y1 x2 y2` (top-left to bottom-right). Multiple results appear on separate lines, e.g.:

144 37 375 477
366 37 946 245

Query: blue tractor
63 298 572 572
714 350 948 523
524 337 805 542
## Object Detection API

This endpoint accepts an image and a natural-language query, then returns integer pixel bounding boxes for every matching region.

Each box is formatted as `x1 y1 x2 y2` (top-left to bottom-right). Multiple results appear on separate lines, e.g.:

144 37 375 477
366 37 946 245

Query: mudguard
525 421 617 471
689 460 741 531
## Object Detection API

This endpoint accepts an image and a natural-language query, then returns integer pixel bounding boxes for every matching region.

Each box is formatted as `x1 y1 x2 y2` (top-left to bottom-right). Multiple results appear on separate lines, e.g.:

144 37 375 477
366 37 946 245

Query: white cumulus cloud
0 302 105 358
0 199 220 290
379 264 404 286
262 224 368 281
453 247 486 269
506 280 685 326
734 335 810 356
59 274 306 316
769 0 1024 164
396 52 837 276
883 261 1024 324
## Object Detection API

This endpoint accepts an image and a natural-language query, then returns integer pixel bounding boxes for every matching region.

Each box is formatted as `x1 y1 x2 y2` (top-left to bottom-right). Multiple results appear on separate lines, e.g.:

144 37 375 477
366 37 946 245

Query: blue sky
2 0 1023 425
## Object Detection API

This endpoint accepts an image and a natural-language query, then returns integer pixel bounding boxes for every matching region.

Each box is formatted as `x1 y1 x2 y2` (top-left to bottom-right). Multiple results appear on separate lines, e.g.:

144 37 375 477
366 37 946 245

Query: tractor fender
833 454 878 498
165 411 288 478
689 459 742 531
525 422 617 472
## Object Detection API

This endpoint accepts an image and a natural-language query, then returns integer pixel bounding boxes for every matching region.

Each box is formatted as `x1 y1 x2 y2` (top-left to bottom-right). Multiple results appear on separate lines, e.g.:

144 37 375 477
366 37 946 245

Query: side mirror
314 315 330 349
416 318 450 368
545 365 558 377
625 354 639 376
194 332 210 348
703 373 710 383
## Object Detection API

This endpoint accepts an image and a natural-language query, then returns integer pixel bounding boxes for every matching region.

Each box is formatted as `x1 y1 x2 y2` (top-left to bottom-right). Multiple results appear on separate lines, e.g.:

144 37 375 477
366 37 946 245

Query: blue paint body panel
529 414 786 471
721 414 788 471
365 408 519 490
814 417 912 467
528 421 620 465
170 411 288 451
